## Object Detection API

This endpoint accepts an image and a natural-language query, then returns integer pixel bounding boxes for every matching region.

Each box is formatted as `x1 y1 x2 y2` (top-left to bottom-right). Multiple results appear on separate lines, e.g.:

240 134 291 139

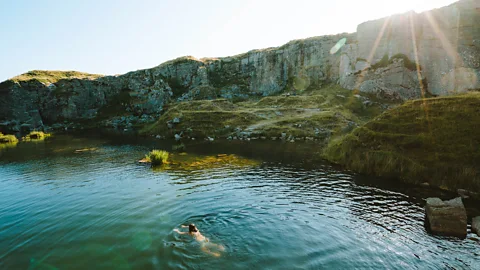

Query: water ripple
0 137 479 269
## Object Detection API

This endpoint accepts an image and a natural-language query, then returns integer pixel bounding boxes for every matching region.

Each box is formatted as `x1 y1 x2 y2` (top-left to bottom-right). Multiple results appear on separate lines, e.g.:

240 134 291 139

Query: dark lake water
0 135 479 269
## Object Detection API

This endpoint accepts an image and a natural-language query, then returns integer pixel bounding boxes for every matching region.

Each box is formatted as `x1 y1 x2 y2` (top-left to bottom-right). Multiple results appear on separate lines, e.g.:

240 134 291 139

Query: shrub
370 53 419 71
370 54 389 70
0 133 19 143
23 131 51 141
145 150 169 166
390 53 418 71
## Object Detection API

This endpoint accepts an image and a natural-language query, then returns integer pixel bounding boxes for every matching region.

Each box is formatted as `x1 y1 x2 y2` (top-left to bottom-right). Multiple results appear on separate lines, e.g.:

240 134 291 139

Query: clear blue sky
0 0 457 82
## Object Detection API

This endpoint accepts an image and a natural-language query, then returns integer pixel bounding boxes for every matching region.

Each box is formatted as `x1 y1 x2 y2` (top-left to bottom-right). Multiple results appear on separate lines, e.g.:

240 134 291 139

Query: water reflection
0 142 18 158
152 153 260 172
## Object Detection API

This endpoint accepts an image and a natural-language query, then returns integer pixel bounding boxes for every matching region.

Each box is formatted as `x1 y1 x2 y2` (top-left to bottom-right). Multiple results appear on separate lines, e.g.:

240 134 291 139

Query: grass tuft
0 133 19 143
370 54 419 71
145 150 170 166
22 131 51 141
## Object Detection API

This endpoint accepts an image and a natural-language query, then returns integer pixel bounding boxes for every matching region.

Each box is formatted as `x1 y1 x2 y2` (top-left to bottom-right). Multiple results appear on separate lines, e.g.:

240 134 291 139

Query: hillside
140 84 394 142
324 93 480 193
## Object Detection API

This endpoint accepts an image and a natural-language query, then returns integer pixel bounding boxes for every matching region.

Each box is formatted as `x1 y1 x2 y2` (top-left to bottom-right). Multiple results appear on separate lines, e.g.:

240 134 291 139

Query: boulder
425 197 467 238
472 216 480 236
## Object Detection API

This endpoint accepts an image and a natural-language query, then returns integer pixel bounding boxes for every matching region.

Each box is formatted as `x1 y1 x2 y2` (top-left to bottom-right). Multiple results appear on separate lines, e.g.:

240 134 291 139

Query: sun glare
366 0 458 14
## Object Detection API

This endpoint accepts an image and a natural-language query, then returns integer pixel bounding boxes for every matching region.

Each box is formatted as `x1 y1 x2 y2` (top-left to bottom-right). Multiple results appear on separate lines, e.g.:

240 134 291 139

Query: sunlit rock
1 0 479 128
425 197 467 238
441 67 479 95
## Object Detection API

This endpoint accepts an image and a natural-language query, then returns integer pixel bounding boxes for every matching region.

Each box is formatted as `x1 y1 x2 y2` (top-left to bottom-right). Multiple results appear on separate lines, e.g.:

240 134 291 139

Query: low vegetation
22 131 51 141
9 70 103 84
0 133 18 143
145 150 170 166
140 99 264 138
140 84 395 141
324 93 480 192
370 53 418 71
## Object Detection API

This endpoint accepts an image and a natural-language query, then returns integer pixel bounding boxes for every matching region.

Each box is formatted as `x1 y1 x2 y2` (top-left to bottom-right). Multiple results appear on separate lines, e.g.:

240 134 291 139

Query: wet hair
189 224 198 233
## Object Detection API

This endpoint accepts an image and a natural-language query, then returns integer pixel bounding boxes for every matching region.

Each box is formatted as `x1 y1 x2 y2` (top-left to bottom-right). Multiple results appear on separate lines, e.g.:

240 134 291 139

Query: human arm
174 228 187 235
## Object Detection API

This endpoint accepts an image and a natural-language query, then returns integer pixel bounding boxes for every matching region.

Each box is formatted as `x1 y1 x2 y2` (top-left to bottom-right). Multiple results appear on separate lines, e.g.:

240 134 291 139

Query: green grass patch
9 70 102 84
0 133 19 143
324 92 480 192
254 111 351 139
96 90 136 120
140 99 263 138
255 95 326 108
370 54 419 71
22 131 51 141
140 84 393 139
145 150 169 166
370 54 390 70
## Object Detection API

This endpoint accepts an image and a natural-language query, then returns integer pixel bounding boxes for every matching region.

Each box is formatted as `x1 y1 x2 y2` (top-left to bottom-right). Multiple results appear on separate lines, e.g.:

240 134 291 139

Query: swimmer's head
189 224 198 233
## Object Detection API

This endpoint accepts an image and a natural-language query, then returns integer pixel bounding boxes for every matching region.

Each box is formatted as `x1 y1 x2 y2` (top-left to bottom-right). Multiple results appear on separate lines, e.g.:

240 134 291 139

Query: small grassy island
0 133 18 143
144 150 170 166
0 133 19 152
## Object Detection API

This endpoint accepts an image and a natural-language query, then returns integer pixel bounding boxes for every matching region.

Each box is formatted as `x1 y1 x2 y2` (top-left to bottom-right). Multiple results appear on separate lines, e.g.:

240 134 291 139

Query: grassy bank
140 84 393 141
324 93 480 192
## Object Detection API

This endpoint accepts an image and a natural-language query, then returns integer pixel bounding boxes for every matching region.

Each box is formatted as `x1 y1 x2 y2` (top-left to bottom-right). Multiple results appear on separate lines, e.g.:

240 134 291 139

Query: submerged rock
425 197 467 238
457 189 480 200
457 189 470 199
473 216 480 236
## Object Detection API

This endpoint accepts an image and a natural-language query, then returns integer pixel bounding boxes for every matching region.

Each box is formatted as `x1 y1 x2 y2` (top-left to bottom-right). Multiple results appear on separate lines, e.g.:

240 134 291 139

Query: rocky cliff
0 0 478 132
340 0 480 98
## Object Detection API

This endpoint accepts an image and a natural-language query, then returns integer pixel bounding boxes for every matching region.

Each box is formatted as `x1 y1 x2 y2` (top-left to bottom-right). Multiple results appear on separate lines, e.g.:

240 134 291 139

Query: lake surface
1 135 479 269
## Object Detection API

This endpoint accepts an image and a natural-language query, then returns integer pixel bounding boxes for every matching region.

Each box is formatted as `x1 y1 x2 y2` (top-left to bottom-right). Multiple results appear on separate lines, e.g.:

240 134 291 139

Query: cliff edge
0 0 478 133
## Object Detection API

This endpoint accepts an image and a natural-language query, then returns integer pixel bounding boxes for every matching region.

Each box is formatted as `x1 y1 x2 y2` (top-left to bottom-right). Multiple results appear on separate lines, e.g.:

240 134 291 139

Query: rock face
0 0 479 131
340 0 480 96
473 216 480 235
425 197 467 238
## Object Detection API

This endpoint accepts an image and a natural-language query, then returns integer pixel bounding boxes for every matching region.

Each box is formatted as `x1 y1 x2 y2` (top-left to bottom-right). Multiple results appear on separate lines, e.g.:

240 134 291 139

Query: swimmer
174 224 225 257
